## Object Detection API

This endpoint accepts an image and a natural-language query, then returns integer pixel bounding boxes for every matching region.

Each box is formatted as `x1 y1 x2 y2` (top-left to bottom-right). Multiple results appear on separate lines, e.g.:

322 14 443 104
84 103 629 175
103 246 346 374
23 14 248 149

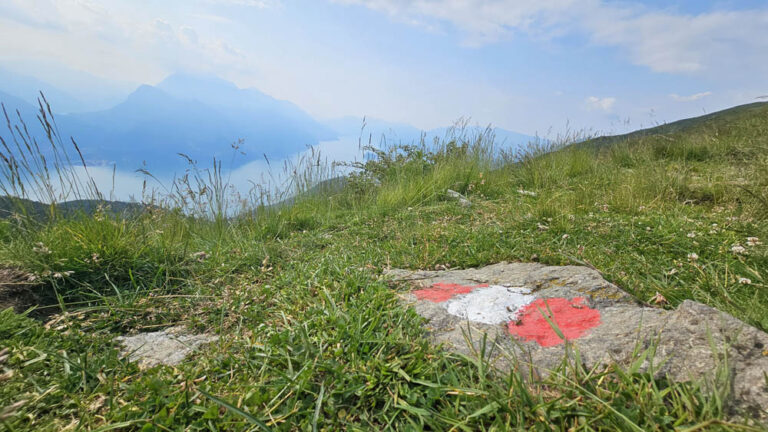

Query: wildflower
638 206 646 212
601 204 609 212
562 234 570 240
32 242 51 254
517 189 537 197
52 271 74 279
192 251 210 262
687 232 696 238
651 292 668 305
738 277 752 285
568 214 576 221
731 244 747 255
746 237 761 246
537 223 549 231
687 252 699 261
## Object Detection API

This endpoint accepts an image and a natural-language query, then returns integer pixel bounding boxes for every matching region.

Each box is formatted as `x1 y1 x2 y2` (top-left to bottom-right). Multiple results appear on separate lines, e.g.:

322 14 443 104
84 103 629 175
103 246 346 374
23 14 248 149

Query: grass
0 100 766 430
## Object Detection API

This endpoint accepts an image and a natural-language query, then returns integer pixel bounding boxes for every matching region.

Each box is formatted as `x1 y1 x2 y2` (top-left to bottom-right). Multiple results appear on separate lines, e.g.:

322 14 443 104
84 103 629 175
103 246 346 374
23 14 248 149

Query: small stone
446 189 471 207
116 326 218 369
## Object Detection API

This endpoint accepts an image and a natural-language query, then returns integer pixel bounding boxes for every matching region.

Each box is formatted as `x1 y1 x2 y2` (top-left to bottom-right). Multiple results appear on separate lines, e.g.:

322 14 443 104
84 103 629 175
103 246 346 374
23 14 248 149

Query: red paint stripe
413 282 489 303
507 297 600 347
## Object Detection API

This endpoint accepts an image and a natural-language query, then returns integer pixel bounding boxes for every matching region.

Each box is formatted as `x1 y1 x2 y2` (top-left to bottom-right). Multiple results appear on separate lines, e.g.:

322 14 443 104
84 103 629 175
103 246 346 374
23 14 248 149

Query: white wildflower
746 237 761 246
517 189 537 197
731 244 747 255
738 277 751 285
537 223 549 231
687 232 696 238
32 242 51 254
687 252 699 261
562 234 570 240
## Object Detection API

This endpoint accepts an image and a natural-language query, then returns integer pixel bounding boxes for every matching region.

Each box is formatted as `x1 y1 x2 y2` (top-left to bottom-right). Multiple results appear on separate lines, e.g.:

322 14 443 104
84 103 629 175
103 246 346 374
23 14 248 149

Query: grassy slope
0 104 767 430
582 101 768 149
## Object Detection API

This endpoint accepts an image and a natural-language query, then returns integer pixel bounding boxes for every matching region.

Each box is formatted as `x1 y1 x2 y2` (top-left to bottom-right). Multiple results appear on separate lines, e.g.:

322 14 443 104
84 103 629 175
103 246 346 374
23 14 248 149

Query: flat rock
385 262 768 420
116 326 218 369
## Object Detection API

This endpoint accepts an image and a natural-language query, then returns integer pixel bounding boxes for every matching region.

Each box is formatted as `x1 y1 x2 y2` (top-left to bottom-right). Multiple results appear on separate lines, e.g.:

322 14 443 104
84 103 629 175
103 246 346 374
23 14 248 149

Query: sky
0 0 767 137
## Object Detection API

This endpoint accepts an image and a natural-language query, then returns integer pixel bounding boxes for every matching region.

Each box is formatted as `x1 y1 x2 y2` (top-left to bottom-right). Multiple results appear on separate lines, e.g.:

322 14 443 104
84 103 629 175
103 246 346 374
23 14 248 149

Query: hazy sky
1 0 767 135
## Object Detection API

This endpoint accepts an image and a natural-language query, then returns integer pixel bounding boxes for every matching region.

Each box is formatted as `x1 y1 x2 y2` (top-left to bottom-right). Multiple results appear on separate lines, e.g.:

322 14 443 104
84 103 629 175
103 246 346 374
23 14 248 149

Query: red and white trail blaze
413 282 601 346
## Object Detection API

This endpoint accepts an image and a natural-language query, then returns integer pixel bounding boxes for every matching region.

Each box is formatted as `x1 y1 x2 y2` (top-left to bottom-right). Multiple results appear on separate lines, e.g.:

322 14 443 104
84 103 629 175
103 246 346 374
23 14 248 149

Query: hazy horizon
1 0 767 201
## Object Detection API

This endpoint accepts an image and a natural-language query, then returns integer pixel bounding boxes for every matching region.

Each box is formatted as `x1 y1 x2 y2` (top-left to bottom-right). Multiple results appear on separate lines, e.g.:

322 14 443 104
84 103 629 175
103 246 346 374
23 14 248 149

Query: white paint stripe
443 285 535 324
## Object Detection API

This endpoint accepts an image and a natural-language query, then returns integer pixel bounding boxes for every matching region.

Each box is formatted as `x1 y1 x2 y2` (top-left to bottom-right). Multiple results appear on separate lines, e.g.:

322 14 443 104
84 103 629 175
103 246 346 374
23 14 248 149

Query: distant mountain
0 65 135 113
0 68 86 114
0 90 39 120
43 73 340 173
1 72 537 178
0 196 148 221
157 74 335 141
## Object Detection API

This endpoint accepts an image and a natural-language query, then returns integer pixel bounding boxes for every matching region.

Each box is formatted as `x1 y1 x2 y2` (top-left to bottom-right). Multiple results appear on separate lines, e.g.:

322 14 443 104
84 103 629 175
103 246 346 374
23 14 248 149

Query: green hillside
0 104 766 430
0 197 149 221
582 101 768 149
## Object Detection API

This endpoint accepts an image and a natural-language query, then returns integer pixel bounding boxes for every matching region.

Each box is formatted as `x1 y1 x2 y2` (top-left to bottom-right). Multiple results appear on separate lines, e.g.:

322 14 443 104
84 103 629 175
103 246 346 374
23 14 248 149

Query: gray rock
116 326 218 369
445 189 471 207
385 262 768 420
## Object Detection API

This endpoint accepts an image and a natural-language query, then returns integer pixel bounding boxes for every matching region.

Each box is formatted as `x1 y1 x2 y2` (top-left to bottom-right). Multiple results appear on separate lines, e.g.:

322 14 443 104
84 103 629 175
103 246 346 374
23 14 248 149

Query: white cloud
585 96 616 112
0 0 256 85
335 0 768 76
670 91 712 102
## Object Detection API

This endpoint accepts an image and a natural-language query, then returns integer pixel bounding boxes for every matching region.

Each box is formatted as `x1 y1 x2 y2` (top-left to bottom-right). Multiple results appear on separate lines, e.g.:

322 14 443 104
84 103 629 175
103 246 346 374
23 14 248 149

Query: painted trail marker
507 297 600 347
385 262 768 420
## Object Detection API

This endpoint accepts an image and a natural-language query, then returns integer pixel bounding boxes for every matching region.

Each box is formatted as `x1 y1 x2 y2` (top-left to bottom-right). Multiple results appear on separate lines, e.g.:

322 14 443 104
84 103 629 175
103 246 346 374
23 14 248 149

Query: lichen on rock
116 326 218 369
